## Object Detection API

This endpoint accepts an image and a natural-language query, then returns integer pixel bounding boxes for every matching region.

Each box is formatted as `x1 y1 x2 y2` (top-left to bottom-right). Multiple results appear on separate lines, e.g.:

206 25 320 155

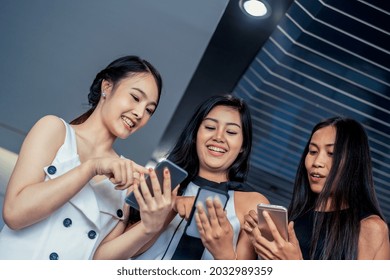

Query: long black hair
71 55 162 124
167 94 253 193
289 116 385 259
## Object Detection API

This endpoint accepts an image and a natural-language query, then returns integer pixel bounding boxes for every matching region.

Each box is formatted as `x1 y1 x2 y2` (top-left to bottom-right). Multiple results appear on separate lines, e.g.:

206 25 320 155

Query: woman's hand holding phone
133 168 174 235
257 204 288 241
244 208 303 260
125 159 188 210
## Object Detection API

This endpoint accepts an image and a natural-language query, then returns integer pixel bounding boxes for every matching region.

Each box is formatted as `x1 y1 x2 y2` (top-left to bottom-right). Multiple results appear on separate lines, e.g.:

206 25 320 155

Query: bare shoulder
234 191 270 219
360 215 388 237
17 115 66 163
235 191 269 205
33 115 66 132
27 115 66 140
6 115 68 196
358 215 390 259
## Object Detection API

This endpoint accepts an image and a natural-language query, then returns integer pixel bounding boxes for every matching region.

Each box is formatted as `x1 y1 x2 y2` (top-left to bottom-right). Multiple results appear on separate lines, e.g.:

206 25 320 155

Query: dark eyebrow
132 87 157 107
204 117 241 128
309 142 334 148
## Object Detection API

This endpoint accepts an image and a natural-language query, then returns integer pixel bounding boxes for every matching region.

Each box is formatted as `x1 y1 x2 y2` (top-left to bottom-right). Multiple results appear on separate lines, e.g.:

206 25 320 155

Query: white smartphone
185 186 229 238
257 203 288 241
125 159 188 210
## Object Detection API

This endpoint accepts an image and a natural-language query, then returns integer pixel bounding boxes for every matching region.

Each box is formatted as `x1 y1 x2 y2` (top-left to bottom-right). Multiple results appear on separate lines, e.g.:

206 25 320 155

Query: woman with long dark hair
244 117 390 259
129 94 269 260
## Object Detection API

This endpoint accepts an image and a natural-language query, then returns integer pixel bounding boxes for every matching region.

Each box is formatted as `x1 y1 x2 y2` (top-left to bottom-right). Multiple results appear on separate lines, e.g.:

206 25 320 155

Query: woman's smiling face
196 105 243 180
101 73 158 139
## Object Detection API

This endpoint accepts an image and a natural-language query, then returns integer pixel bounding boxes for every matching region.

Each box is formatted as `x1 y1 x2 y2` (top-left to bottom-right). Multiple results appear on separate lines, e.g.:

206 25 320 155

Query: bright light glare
243 0 268 17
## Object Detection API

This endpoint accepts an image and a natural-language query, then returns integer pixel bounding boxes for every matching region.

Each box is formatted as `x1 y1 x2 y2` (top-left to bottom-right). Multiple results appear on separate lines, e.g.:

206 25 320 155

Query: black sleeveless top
293 209 373 259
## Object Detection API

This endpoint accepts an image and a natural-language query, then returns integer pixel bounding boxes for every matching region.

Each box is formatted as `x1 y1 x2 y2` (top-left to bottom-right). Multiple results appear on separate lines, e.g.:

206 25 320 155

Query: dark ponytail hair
71 55 162 124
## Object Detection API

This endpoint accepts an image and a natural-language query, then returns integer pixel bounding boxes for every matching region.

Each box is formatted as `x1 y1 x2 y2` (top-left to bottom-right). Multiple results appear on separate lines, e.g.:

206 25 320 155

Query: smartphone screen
125 159 188 210
257 203 288 241
185 186 229 238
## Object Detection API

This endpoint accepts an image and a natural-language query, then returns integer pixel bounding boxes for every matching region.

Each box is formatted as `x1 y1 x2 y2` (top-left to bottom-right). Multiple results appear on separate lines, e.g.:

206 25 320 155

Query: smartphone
257 203 288 241
184 186 230 238
125 159 188 210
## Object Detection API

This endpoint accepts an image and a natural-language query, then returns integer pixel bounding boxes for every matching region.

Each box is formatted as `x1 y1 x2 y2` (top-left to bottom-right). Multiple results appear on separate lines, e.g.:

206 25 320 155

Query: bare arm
3 115 146 230
130 209 178 257
93 168 174 260
127 186 185 257
3 116 94 229
357 215 390 260
234 192 269 259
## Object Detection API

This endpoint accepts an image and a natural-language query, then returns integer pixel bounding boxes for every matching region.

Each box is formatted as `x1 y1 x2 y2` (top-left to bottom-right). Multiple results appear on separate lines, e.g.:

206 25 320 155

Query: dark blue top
293 209 372 259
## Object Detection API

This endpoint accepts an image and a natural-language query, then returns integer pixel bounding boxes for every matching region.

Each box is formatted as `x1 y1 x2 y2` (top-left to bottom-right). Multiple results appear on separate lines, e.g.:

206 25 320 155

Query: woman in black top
244 117 390 259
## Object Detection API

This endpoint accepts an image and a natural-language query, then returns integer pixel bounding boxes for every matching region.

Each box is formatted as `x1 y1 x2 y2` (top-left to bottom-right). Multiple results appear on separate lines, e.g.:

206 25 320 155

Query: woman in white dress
0 55 173 260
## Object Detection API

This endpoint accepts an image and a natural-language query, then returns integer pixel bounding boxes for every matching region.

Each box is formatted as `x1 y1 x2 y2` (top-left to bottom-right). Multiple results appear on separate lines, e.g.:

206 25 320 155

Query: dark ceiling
155 0 294 153
154 0 390 224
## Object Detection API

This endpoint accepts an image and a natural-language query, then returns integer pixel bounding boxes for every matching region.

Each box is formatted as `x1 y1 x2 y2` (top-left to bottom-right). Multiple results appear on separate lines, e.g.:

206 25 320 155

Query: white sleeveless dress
0 118 126 260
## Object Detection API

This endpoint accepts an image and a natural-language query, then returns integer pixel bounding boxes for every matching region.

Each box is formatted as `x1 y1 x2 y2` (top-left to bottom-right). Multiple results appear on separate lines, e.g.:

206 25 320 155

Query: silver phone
185 186 229 238
125 159 188 210
257 203 288 241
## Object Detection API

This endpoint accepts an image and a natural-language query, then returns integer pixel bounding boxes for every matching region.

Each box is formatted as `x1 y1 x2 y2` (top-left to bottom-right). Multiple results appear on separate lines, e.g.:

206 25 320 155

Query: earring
101 92 106 98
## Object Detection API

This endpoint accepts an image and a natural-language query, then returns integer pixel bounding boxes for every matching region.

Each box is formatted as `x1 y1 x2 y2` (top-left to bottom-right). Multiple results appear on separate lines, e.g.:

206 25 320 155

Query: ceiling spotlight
240 0 271 18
